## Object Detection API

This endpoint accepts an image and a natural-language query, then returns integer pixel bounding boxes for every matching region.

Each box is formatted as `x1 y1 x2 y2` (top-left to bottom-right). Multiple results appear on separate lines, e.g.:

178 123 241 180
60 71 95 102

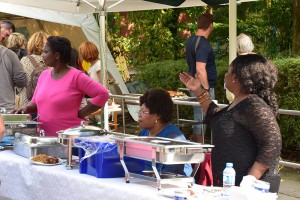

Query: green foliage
273 58 300 150
134 59 187 90
236 0 293 57
126 10 180 65
106 0 295 70
214 59 230 104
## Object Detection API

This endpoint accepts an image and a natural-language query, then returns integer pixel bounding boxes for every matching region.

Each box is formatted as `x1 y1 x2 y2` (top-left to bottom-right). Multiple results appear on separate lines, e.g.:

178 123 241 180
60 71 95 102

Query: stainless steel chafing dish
57 122 106 169
2 114 41 136
13 132 67 158
114 136 213 189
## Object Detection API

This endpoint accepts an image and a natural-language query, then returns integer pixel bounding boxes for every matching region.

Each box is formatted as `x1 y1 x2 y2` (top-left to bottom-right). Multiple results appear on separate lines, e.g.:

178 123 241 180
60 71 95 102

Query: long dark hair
231 54 278 114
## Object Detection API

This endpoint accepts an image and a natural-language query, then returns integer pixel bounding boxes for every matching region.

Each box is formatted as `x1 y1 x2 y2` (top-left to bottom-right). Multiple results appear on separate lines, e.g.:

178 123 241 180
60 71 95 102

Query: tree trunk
293 0 300 56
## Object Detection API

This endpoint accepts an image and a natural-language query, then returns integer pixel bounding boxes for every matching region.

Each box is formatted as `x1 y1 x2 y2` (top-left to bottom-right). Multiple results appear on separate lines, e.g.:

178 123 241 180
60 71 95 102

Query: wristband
201 85 210 92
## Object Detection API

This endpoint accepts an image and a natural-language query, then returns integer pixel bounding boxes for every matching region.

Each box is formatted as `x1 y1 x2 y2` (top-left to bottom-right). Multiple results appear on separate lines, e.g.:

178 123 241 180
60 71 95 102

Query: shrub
134 59 187 90
273 58 300 150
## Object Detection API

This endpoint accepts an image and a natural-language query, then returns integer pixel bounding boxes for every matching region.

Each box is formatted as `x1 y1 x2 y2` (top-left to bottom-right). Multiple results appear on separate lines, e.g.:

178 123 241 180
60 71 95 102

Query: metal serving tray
114 136 213 189
115 136 212 164
13 133 67 158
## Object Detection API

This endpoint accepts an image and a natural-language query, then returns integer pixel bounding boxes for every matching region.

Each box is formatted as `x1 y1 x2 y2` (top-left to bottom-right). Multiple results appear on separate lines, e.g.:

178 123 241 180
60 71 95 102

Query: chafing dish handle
185 148 206 154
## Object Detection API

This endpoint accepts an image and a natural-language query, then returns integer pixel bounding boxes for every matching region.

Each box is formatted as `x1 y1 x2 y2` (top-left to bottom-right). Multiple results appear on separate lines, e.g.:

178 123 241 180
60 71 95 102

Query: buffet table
0 150 170 200
0 150 278 200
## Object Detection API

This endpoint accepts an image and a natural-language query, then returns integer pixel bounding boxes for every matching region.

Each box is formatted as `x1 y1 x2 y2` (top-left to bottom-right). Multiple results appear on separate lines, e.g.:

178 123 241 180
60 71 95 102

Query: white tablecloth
0 150 170 200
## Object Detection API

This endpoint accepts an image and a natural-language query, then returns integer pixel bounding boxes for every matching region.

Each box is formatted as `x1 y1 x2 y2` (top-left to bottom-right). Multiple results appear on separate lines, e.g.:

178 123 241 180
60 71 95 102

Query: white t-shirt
88 60 101 82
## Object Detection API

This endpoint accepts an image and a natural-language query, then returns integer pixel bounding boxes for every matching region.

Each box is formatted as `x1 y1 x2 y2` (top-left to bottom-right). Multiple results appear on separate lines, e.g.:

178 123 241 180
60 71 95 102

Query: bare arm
179 72 211 113
248 161 269 179
97 71 103 84
12 102 37 114
196 62 209 90
0 114 5 141
78 102 101 119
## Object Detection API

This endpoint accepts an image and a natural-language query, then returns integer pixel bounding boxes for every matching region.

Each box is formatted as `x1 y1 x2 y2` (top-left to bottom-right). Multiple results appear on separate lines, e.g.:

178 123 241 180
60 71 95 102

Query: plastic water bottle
223 162 236 195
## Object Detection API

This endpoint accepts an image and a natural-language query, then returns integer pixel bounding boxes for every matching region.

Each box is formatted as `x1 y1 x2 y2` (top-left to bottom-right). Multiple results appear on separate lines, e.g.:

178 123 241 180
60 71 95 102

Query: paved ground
278 167 300 200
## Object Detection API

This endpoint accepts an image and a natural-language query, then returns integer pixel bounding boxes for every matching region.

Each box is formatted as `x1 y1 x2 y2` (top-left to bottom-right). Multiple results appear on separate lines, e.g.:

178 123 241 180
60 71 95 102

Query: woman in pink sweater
14 36 109 136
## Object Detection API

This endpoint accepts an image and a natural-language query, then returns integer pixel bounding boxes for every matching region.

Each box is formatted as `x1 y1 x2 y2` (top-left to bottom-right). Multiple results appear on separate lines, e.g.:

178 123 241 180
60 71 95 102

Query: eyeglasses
137 110 150 116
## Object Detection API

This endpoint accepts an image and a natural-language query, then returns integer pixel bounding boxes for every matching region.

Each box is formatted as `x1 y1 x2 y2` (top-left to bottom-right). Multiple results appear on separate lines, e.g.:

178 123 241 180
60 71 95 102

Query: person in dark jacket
7 32 28 60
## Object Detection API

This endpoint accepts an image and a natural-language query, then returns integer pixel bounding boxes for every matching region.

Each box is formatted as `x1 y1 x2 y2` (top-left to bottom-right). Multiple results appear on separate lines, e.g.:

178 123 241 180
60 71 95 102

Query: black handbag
261 174 281 193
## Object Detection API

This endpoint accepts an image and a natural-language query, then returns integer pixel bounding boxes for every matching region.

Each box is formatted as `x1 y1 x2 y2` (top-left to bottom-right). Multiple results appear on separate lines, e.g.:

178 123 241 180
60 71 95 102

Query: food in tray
167 91 188 98
31 154 59 164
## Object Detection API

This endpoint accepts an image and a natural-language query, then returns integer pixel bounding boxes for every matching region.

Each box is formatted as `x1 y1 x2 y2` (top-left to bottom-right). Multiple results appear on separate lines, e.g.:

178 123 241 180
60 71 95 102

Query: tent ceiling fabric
0 0 258 13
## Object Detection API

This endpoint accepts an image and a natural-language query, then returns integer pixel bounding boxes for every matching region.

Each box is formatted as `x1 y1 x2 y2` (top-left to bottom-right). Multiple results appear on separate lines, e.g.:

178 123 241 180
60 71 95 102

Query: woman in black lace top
179 54 282 193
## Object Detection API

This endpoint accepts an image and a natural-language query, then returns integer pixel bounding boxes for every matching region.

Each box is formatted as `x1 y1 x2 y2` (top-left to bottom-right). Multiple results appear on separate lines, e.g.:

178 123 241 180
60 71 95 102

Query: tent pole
98 3 109 130
229 0 237 64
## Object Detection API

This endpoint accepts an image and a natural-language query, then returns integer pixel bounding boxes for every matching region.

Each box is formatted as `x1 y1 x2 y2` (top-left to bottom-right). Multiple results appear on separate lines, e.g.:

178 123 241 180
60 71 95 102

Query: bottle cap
226 162 233 167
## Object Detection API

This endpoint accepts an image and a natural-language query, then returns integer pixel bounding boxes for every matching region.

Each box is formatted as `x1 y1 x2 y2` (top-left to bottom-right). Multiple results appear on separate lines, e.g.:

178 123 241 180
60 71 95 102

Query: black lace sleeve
231 95 282 166
204 101 223 125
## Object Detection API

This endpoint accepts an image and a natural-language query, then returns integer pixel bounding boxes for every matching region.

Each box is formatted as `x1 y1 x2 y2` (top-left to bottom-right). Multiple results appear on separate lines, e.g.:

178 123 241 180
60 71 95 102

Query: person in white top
226 33 255 103
237 33 254 55
79 41 102 83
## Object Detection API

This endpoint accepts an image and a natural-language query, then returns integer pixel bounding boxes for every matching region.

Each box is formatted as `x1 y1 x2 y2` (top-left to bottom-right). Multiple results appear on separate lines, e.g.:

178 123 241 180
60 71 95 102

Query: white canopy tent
0 0 256 13
0 0 257 129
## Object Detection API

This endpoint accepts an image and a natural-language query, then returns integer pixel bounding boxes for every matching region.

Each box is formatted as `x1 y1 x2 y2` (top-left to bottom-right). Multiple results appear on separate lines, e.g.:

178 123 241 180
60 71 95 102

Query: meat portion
167 91 188 98
31 154 59 164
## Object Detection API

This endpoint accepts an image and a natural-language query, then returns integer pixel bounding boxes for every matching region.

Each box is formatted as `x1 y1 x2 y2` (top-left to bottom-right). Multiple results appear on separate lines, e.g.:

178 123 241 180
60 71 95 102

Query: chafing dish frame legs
66 140 73 170
118 141 200 190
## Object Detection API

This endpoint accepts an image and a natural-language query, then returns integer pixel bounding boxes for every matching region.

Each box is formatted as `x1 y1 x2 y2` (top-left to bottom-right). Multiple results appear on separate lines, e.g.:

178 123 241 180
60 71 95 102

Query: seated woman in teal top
138 88 192 176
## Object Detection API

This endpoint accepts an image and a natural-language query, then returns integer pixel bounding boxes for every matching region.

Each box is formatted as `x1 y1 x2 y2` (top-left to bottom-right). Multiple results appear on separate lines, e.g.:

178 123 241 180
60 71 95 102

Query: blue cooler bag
75 136 144 178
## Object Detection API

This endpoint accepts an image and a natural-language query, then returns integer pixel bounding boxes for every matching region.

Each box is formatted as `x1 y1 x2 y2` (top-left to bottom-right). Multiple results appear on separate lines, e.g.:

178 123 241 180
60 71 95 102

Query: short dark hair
197 13 213 30
47 36 72 64
140 88 173 123
0 20 16 32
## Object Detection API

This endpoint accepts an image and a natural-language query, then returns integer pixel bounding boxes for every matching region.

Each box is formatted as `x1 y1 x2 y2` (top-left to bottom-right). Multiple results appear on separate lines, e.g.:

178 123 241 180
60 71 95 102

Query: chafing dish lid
14 133 59 145
57 124 106 139
115 136 214 148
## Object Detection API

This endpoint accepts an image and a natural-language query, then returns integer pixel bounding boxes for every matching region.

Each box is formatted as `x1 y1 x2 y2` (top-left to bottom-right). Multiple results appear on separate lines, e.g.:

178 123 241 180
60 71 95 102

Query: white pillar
229 0 237 64
98 3 109 130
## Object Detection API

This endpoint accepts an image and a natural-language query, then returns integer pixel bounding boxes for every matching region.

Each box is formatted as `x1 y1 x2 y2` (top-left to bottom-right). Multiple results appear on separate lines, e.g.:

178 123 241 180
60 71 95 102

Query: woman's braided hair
231 54 278 114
